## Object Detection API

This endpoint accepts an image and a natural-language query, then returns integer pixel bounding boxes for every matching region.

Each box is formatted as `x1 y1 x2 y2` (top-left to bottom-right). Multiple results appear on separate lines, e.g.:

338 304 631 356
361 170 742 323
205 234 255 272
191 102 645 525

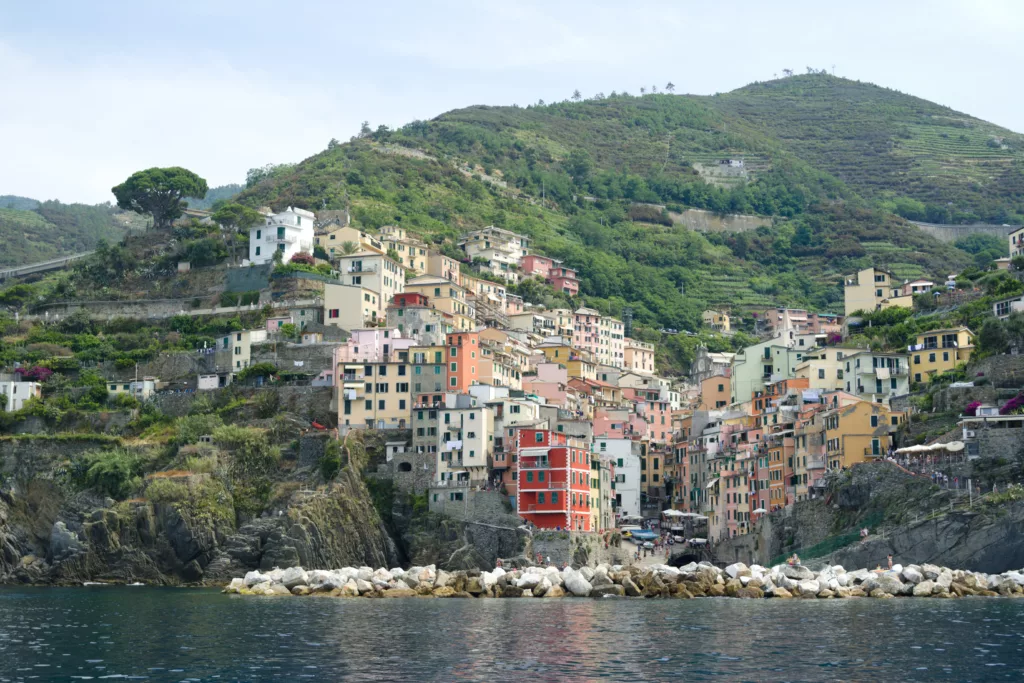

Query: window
526 472 533 482
929 353 936 363
870 415 878 427
538 471 544 482
255 246 261 256
537 492 545 504
329 309 339 319
551 492 558 504
450 347 458 358
450 362 457 372
378 400 385 410
818 369 825 379
365 400 372 410
256 229 261 239
364 383 373 394
352 276 361 285
398 365 406 376
535 432 543 443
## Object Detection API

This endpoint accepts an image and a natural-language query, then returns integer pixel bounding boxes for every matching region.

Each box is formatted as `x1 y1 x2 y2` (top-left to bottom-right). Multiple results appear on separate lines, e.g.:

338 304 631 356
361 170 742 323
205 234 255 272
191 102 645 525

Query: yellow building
910 327 975 384
843 267 913 317
324 283 380 329
338 359 413 433
537 343 596 381
702 310 731 333
404 275 475 330
335 251 405 316
794 347 858 391
380 225 429 272
316 226 385 258
823 400 904 469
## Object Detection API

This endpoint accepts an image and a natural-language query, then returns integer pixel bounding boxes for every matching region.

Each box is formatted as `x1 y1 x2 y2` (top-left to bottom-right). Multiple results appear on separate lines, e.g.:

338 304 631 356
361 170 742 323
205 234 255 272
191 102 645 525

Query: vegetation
111 167 209 230
0 200 135 268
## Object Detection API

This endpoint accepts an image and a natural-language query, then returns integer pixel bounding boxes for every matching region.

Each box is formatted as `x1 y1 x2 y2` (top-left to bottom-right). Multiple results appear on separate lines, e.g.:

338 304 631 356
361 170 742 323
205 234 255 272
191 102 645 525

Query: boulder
499 585 524 598
269 583 291 596
543 585 565 598
416 583 433 596
465 577 485 596
280 567 308 590
224 578 245 594
734 586 764 599
708 584 726 597
579 566 595 581
480 571 497 590
797 580 820 597
291 585 312 596
432 586 456 598
564 570 593 597
912 580 935 597
244 571 265 588
382 588 417 598
902 566 924 585
622 577 642 597
921 564 943 580
340 580 360 597
355 579 374 595
782 565 815 581
356 567 374 582
835 587 853 598
418 566 436 585
936 570 953 590
817 589 835 599
848 587 867 598
516 572 543 590
725 562 751 579
532 577 551 597
777 575 798 591
846 568 870 584
373 568 394 583
434 570 453 589
770 587 793 599
890 563 903 575
591 585 625 598
678 562 699 573
591 573 614 589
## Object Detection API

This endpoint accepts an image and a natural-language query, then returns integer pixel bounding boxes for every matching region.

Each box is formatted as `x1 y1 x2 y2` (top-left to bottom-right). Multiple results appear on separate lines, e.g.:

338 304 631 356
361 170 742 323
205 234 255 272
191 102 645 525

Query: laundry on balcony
445 440 463 451
876 367 890 380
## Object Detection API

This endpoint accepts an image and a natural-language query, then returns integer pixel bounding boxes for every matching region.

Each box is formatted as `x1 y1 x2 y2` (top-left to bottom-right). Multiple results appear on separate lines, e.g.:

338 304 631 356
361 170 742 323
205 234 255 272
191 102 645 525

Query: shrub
112 392 140 410
290 252 316 265
236 362 278 382
146 478 189 504
320 439 342 481
76 448 149 499
964 401 981 416
254 390 280 419
212 425 279 477
174 414 224 444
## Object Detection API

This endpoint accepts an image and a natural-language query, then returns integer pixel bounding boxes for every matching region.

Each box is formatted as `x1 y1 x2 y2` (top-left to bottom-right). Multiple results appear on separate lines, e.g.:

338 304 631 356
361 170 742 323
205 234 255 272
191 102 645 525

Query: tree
565 148 593 185
640 87 646 95
783 68 793 77
978 318 1009 356
651 85 658 93
111 167 208 230
572 89 582 101
665 82 675 93
272 246 284 266
339 241 359 255
359 121 372 138
212 203 263 264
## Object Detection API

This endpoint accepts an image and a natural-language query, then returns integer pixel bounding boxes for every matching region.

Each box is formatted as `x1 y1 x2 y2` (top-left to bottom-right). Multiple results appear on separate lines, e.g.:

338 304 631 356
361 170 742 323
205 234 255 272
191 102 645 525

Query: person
496 558 503 569
546 555 551 566
887 554 893 570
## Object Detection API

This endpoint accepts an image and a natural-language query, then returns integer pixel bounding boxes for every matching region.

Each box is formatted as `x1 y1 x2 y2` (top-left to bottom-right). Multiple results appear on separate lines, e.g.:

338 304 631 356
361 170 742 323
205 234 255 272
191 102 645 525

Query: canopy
689 538 707 544
752 507 767 514
692 515 709 521
705 478 720 490
662 509 685 517
945 441 965 452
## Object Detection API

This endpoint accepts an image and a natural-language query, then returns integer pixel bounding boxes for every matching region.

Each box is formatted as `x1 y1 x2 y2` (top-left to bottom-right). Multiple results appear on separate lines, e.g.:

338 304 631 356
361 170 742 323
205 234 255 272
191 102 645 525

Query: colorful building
909 327 975 384
514 429 593 531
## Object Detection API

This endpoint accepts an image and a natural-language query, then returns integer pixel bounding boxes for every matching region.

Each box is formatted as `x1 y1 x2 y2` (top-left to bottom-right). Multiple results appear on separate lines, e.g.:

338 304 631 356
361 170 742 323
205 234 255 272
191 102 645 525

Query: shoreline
222 561 1024 600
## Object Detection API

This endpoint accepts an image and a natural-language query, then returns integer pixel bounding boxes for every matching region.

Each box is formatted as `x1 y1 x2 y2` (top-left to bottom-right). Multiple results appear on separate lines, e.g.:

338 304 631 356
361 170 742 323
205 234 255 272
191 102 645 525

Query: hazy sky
2 0 1022 204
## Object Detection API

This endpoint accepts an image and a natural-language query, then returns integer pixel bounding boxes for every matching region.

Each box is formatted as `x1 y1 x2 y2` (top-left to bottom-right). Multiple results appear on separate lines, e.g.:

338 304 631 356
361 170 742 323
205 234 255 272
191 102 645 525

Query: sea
2 586 1024 682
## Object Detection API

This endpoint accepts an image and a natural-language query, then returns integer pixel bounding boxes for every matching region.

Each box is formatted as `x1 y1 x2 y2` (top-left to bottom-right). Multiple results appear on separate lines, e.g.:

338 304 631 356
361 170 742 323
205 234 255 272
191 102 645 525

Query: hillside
237 76 992 338
0 200 143 268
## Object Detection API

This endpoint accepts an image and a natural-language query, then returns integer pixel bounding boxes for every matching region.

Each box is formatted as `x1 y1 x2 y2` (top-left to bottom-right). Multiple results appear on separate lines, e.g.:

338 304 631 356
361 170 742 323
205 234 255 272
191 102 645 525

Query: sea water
2 586 1024 681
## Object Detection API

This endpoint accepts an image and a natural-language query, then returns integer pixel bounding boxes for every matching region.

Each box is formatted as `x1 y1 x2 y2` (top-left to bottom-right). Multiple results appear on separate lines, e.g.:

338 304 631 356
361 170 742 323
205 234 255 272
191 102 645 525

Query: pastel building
514 429 593 531
248 207 315 265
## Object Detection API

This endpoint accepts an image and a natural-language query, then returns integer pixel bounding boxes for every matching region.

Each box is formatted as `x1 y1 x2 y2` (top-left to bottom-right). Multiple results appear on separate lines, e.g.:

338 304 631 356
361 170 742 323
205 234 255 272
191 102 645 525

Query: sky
2 0 1023 204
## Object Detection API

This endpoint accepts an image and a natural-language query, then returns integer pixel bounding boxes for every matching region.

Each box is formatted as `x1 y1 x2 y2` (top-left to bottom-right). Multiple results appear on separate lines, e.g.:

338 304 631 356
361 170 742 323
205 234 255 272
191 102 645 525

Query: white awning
705 478 720 489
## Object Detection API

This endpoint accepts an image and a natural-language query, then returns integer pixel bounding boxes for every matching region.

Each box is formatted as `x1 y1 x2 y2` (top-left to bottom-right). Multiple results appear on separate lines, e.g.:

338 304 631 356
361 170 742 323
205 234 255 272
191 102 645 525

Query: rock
564 570 593 597
591 585 625 598
875 574 905 595
434 570 453 588
543 585 565 598
891 563 903 575
846 568 870 584
936 570 953 590
244 570 265 588
591 573 614 588
725 562 751 579
224 578 245 594
797 580 820 597
848 587 867 598
516 572 543 590
521 589 534 598
291 585 312 596
724 578 743 596
373 568 394 583
734 586 764 599
579 566 595 581
902 566 923 584
782 565 815 581
356 567 374 582
280 567 308 589
622 577 642 597
921 564 943 580
931 583 949 596
382 588 417 598
913 580 935 597
836 587 853 598
707 584 726 597
465 577 485 596
870 588 893 599
416 583 433 596
269 583 291 596
500 585 524 598
778 575 798 591
532 577 551 597
355 579 374 595
817 589 835 599
770 587 793 599
678 562 699 573
836 574 850 588
340 580 360 597
432 586 456 598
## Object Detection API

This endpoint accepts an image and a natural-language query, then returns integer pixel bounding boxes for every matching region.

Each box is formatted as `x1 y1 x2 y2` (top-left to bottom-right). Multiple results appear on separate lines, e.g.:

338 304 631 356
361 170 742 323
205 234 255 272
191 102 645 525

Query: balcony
266 233 297 244
347 264 379 273
518 480 569 491
807 457 826 469
519 456 550 468
519 505 565 513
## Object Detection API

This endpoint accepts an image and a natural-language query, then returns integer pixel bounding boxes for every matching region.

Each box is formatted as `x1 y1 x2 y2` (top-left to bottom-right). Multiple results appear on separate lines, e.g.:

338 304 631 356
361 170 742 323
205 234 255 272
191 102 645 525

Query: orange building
514 429 593 531
445 330 482 392
698 374 731 410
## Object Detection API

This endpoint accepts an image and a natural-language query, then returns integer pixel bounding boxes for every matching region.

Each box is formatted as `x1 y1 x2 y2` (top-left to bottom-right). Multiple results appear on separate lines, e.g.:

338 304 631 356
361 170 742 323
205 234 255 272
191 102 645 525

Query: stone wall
428 489 513 523
529 531 633 567
251 342 342 376
299 432 330 469
668 208 771 234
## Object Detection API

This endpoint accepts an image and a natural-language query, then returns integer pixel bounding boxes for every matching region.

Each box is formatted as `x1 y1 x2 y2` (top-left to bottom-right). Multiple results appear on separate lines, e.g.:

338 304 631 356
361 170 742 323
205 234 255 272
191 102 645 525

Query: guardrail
0 250 94 280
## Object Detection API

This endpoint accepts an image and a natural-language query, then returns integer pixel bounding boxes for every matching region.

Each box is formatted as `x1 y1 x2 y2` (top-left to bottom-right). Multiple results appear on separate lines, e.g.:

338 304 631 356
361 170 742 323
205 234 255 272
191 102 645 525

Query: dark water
2 588 1024 682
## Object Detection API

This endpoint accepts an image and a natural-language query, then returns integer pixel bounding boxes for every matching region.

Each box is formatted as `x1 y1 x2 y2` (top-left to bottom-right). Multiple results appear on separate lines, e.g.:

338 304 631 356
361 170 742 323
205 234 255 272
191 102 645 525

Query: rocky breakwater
222 560 1024 599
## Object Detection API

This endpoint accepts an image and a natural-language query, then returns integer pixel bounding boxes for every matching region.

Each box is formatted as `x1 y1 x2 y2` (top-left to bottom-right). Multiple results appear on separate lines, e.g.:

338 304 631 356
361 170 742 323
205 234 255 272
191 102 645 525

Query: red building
391 292 430 308
518 255 579 297
513 428 593 531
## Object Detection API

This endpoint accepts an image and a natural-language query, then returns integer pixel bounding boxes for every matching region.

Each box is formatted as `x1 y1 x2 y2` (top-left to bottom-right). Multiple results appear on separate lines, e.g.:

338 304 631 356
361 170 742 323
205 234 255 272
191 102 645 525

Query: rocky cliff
0 435 400 585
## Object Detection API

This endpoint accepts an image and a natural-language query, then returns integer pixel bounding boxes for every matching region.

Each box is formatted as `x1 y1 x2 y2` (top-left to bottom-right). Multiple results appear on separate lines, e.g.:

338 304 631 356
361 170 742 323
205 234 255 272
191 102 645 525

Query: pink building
593 409 629 439
505 294 524 316
522 362 568 406
519 255 579 296
334 328 417 364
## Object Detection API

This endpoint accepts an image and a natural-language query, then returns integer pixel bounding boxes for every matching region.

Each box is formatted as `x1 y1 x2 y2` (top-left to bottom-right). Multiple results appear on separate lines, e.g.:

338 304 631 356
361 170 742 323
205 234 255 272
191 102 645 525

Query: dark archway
398 461 412 472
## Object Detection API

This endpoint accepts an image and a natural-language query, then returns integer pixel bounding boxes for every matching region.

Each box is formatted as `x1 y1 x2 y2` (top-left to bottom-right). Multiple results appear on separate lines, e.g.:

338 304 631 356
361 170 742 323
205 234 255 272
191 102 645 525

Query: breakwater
224 561 1024 599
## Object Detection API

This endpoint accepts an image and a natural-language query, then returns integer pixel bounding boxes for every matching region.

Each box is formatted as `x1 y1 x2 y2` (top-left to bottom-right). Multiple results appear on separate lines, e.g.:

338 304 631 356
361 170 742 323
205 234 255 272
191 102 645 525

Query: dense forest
0 200 141 268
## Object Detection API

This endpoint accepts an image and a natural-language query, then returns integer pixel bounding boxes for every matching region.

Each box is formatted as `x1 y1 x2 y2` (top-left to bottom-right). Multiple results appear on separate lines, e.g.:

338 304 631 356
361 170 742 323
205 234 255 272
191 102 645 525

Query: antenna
832 64 836 76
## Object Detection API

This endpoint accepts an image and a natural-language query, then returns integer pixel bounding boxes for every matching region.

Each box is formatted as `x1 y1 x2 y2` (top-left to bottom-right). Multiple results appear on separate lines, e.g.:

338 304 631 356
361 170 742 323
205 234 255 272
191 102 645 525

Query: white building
0 381 42 412
458 226 529 282
336 251 405 317
594 437 642 520
107 378 157 401
435 393 493 485
248 207 315 265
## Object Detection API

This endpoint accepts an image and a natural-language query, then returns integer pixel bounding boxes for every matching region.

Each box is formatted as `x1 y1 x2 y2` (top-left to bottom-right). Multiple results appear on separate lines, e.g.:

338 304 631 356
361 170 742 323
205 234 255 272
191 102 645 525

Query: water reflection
1 588 1023 681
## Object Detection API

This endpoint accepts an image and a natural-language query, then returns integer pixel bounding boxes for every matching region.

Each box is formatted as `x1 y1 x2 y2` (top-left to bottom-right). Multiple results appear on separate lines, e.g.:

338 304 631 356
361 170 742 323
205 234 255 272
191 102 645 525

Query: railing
520 457 550 468
266 234 297 244
518 481 568 490
807 457 826 469
864 448 883 458
346 264 378 273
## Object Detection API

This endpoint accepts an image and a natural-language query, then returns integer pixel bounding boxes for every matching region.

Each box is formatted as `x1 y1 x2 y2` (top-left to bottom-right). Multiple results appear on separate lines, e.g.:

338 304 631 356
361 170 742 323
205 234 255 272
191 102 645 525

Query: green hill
0 200 140 268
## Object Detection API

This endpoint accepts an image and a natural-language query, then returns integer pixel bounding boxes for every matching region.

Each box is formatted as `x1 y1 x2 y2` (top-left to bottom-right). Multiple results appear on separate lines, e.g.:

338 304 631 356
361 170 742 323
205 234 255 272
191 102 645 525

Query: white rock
517 573 543 590
913 580 936 597
434 570 453 588
564 570 593 597
725 562 750 579
891 564 903 575
679 562 698 573
280 567 308 589
836 574 850 588
579 567 595 581
390 567 405 578
778 575 798 591
522 589 534 597
356 567 374 582
827 578 840 591
244 571 265 588
739 576 752 587
986 574 1001 590
481 571 497 589
338 567 357 583
846 568 870 584
921 564 942 580
306 570 334 589
936 570 953 590
355 579 374 594
226 578 245 593
534 577 552 596
831 565 846 574
797 580 820 596
901 567 923 585
1004 571 1024 586
372 568 394 583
